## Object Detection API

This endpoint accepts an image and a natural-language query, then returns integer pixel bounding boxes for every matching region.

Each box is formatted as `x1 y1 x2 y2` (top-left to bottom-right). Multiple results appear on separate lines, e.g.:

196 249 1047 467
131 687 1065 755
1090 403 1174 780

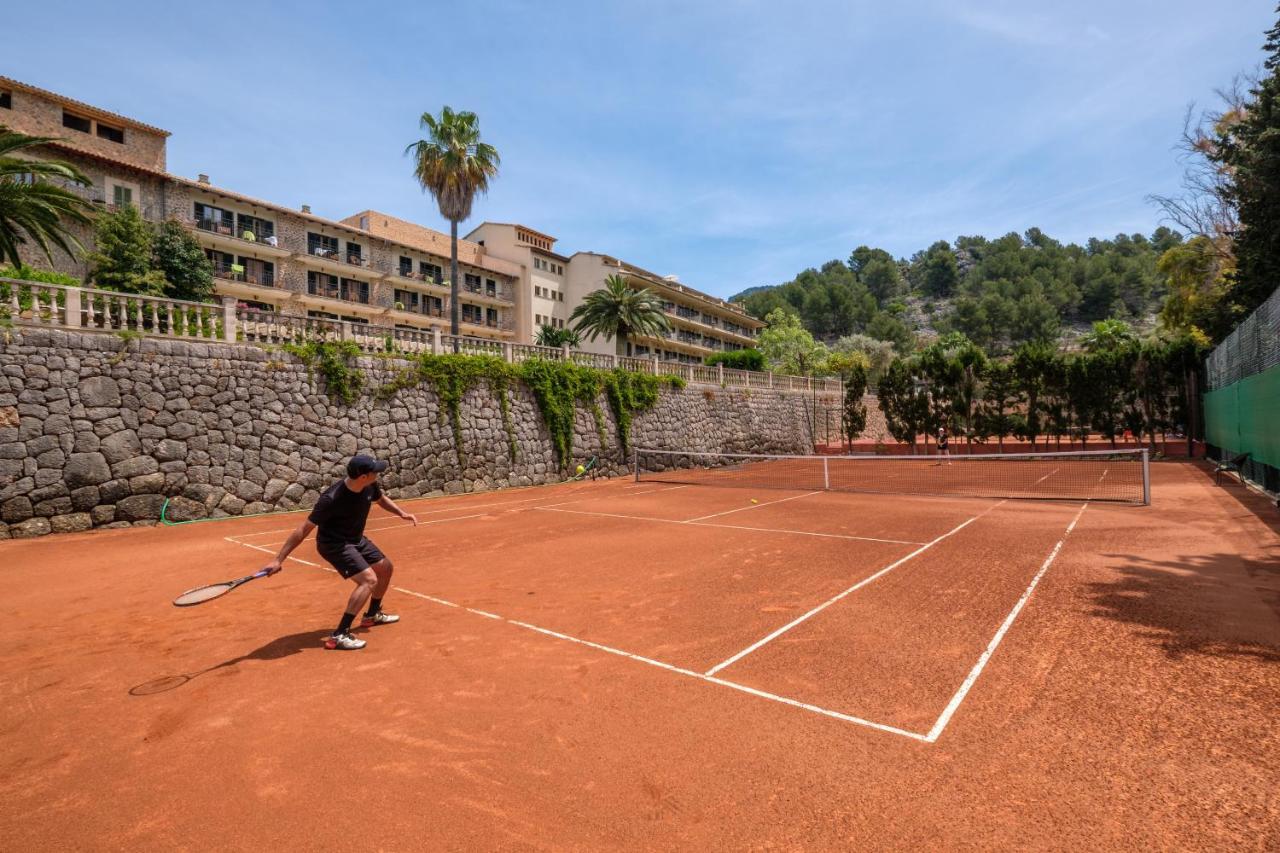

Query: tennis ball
575 464 585 475
750 498 758 504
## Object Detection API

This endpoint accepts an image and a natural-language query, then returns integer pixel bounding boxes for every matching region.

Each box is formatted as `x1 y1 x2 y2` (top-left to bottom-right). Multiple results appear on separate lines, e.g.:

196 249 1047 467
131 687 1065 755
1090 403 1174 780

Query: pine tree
1216 5 1280 320
87 206 166 295
153 220 213 302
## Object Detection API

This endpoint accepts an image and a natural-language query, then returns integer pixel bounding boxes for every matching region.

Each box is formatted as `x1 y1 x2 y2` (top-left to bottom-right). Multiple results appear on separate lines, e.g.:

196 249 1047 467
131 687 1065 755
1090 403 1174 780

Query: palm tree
569 274 672 356
0 127 95 268
535 324 581 348
406 108 499 348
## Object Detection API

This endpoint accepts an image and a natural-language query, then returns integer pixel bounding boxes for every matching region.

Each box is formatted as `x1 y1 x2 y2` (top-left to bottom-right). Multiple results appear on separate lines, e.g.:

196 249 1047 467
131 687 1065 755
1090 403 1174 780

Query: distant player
936 426 951 465
263 454 417 650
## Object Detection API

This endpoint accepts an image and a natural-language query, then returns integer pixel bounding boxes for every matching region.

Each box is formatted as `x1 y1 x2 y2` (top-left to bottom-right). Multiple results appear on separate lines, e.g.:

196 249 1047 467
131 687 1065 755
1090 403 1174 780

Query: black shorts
317 537 386 579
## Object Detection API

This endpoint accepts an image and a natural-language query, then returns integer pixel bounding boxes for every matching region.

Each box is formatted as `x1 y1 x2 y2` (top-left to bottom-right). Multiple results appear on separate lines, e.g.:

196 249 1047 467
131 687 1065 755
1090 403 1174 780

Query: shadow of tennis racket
128 629 331 696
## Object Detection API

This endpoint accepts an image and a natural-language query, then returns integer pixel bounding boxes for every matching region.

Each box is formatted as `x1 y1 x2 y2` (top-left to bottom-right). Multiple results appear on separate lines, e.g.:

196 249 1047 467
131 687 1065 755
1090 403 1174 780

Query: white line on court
220 533 931 741
535 484 689 510
924 502 1088 743
703 499 1010 677
682 490 821 522
233 513 489 549
230 495 572 538
533 506 927 545
1033 468 1060 485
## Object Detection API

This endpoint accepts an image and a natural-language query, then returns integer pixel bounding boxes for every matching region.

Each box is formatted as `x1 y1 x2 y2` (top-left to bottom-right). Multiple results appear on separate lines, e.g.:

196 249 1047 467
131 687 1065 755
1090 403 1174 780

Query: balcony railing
210 259 275 288
0 277 839 393
193 216 282 248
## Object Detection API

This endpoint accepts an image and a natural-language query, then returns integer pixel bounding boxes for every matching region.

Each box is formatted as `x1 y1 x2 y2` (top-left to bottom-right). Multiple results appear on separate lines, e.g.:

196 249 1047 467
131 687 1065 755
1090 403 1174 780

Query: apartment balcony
210 258 275 288
390 268 450 291
189 216 291 258
295 244 387 280
306 280 371 308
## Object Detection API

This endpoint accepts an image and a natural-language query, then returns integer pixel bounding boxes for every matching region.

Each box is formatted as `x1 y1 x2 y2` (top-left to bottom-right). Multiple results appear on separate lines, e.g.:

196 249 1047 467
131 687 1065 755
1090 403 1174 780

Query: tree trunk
449 219 460 349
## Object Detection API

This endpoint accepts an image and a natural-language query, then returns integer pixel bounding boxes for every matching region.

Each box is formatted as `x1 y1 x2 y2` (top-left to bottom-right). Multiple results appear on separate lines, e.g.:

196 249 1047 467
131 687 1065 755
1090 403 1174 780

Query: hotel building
2 76 761 359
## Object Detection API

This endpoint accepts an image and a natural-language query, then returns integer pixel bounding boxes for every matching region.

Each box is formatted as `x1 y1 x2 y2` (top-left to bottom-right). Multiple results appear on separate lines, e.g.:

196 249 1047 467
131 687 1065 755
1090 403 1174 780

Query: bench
1214 452 1250 485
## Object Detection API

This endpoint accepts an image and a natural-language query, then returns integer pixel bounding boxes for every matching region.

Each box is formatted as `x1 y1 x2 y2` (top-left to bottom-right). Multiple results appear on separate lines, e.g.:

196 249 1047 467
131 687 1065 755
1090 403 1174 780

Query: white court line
229 494 577 538
221 533 929 741
682 490 820 523
1033 468 1060 485
536 484 689 510
703 500 1009 677
232 513 488 549
925 502 1088 743
534 506 927 545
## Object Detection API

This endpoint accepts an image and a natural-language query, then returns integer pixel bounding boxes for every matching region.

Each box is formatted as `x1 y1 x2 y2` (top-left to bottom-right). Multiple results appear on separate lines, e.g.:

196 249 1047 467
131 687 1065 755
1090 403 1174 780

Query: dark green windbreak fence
1204 285 1280 493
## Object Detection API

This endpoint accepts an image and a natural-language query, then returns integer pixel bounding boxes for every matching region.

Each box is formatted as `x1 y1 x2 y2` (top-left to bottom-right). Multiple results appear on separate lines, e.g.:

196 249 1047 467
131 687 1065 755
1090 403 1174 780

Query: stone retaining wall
0 329 826 538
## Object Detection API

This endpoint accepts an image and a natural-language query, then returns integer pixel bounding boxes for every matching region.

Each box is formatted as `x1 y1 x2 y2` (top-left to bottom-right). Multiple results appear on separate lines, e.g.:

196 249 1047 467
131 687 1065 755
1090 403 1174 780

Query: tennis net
634 447 1150 505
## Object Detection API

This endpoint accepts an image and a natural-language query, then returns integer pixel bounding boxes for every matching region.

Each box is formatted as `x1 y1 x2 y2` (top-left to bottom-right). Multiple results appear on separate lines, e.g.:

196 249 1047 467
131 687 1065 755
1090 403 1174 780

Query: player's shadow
128 629 330 696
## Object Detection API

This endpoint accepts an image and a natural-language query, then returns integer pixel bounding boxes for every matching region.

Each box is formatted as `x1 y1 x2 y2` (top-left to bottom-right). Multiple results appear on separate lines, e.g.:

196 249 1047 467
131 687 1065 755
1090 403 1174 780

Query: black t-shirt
937 433 949 449
308 479 382 547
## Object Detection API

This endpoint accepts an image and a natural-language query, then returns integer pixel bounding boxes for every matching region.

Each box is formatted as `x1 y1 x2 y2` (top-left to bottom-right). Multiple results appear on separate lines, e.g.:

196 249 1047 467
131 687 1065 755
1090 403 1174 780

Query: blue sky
3 1 1271 297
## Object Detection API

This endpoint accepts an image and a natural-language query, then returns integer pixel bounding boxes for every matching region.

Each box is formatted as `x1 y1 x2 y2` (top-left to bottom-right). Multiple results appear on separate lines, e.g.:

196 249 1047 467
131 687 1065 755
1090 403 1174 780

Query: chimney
197 173 210 184
301 204 311 214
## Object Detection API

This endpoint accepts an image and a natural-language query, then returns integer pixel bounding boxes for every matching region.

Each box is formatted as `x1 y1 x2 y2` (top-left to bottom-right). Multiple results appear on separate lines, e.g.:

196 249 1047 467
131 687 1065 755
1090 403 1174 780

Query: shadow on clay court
128 629 330 696
1087 551 1280 663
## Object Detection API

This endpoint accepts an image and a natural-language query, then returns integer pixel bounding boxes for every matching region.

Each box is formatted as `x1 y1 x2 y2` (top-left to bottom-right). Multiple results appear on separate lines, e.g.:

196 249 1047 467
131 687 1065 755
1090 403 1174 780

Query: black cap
347 454 389 478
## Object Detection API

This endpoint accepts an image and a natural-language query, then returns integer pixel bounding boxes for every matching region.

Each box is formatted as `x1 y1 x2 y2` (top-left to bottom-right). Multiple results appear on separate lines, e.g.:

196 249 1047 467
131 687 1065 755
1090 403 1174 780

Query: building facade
3 76 761 358
2 77 518 340
467 224 764 361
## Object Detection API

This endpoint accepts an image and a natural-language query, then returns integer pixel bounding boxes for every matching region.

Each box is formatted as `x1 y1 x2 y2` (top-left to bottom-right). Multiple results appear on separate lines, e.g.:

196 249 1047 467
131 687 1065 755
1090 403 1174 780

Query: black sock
366 597 382 617
335 611 356 636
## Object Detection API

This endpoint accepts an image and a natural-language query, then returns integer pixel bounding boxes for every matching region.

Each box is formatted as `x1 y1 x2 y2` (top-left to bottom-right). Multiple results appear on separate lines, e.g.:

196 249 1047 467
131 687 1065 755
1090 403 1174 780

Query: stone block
10 518 51 538
1 496 33 522
111 456 158 478
100 429 142 464
116 494 164 522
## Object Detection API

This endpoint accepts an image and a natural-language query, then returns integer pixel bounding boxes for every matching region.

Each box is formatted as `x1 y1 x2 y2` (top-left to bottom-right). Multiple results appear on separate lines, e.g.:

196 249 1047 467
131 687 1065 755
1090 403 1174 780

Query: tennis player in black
263 454 417 650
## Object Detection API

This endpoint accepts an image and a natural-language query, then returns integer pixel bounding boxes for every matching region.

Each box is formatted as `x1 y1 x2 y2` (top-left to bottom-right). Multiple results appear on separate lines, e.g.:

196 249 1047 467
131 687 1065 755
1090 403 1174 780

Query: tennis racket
173 569 272 607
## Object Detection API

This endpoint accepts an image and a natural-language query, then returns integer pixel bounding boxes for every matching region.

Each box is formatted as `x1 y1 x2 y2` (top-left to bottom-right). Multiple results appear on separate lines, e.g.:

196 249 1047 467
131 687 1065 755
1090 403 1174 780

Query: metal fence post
221 296 236 342
64 286 81 328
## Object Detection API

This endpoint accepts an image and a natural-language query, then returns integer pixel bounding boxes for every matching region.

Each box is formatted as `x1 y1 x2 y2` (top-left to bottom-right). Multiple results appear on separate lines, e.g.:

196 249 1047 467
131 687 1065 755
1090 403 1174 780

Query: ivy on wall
283 339 364 405
374 354 683 471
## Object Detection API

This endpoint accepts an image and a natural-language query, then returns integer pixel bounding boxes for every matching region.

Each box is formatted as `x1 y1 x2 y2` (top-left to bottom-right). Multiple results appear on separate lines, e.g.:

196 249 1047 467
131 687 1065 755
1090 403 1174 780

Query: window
96 122 125 144
308 233 339 257
359 215 369 230
205 249 234 278
0 91 10 109
195 202 233 233
486 278 496 297
464 273 481 293
399 256 412 277
339 278 369 303
346 242 363 265
62 111 91 133
240 258 274 287
557 291 564 302
462 304 483 324
307 271 340 299
486 307 498 327
394 289 421 312
420 261 442 283
236 214 274 242
112 185 133 208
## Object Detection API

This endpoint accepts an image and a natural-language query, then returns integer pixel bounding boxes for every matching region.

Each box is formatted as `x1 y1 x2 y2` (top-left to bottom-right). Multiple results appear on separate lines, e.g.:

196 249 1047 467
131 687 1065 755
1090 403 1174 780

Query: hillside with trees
732 226 1182 356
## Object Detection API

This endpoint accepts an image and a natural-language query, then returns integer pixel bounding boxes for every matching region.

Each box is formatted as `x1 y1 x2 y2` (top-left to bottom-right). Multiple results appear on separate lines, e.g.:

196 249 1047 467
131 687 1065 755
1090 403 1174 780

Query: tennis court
1 458 1277 849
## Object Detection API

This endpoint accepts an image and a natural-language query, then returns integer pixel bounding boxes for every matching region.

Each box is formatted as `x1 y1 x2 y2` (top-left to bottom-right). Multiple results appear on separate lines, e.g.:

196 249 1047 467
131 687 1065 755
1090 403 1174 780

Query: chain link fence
1203 284 1280 495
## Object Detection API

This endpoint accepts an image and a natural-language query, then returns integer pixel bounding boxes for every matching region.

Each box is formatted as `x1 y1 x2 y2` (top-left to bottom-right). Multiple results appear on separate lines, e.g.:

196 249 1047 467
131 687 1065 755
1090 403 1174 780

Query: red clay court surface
1 461 1277 849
